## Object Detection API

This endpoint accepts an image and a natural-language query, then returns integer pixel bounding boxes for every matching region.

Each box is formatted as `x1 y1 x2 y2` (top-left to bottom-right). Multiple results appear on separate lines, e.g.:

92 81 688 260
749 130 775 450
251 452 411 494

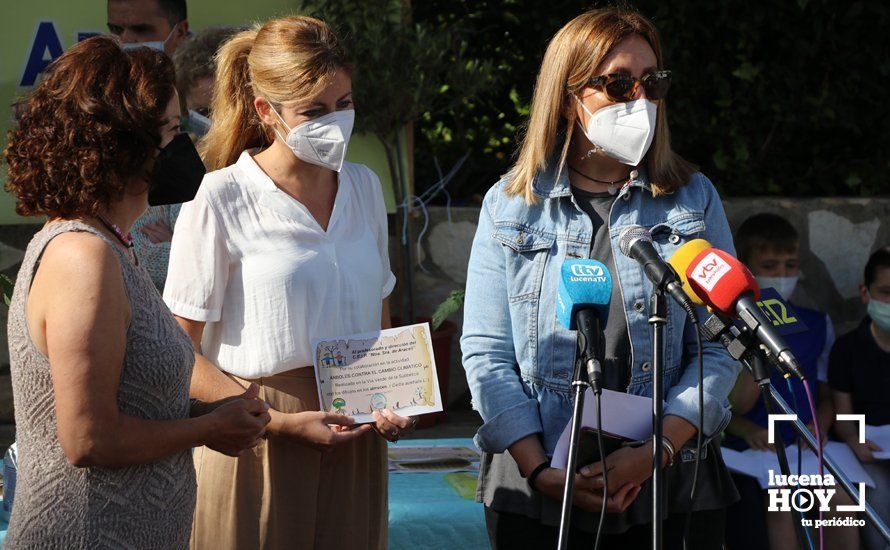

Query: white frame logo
765 413 867 528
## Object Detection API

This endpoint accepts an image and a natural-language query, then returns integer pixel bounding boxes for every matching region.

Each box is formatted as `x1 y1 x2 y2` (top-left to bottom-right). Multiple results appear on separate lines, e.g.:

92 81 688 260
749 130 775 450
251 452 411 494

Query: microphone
667 238 713 306
684 247 806 380
618 226 697 320
557 259 611 393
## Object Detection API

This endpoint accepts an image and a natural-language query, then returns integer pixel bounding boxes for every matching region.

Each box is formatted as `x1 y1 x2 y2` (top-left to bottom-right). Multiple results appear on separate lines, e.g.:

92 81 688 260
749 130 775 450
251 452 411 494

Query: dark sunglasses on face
586 70 672 102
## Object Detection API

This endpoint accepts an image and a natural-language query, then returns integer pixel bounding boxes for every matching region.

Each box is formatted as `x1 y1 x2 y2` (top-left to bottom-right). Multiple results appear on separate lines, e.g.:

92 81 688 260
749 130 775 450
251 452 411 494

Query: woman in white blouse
164 16 412 549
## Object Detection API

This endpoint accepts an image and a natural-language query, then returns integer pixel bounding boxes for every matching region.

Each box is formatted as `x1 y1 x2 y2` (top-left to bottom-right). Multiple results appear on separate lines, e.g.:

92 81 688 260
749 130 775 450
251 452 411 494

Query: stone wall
404 198 890 409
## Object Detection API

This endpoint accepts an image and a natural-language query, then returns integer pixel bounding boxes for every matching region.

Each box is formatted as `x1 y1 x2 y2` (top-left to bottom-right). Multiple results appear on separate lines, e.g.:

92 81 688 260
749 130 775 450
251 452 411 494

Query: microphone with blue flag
557 259 612 394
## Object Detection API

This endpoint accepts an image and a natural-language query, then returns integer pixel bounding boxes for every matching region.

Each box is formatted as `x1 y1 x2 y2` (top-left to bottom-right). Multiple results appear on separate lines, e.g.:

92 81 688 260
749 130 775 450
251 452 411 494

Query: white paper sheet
722 442 875 489
550 388 654 469
865 425 890 460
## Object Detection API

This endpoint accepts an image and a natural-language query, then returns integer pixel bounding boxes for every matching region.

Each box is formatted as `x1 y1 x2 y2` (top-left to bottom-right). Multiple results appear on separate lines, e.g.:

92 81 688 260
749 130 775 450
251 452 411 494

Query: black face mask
148 133 206 206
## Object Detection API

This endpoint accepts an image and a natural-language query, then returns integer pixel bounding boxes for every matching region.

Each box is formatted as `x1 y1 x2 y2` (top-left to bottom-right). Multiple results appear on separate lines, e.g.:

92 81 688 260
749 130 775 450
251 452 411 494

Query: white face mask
187 109 211 138
270 106 355 172
756 275 799 301
867 292 890 332
575 97 657 166
121 23 177 53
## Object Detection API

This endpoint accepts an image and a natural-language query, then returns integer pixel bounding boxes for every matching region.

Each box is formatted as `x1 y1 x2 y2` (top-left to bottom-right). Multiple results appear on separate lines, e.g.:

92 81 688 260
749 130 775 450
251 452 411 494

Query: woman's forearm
190 351 247 402
507 434 549 477
190 351 291 438
67 413 213 468
664 414 697 450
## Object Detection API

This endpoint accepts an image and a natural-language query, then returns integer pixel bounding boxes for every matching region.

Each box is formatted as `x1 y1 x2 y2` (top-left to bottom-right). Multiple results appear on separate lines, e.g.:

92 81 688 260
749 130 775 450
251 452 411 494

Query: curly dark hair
4 35 176 219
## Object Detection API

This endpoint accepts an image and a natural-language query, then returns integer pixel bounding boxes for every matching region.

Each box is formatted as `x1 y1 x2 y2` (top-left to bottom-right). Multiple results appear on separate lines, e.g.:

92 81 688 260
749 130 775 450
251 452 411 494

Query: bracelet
659 436 677 467
526 461 550 492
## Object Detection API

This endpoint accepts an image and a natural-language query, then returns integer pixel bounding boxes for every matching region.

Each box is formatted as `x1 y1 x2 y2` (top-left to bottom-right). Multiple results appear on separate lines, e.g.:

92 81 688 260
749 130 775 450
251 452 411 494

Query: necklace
568 164 630 186
95 214 133 248
568 164 632 195
95 213 138 265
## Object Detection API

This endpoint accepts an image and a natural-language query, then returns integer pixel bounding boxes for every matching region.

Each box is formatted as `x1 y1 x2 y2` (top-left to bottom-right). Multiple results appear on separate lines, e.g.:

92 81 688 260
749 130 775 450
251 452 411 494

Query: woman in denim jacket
461 7 741 548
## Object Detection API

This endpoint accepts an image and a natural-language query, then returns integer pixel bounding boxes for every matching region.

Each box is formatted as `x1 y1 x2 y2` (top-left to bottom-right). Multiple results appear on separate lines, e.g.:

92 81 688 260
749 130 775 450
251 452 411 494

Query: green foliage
295 0 495 203
412 0 890 198
431 290 465 331
1 274 13 307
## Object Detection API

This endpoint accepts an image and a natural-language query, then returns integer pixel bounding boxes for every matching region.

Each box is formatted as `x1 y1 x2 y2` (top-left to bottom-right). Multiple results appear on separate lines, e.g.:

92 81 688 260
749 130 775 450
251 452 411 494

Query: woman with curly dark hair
3 36 270 549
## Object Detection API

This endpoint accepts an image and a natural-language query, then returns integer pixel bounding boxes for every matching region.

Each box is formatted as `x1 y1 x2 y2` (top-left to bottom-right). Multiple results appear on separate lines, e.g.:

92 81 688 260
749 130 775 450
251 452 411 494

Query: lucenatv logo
766 414 867 529
569 263 607 283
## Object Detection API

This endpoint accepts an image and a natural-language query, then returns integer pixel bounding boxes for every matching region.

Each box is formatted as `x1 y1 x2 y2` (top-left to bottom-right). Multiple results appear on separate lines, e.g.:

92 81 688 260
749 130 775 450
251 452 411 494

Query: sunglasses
586 70 672 102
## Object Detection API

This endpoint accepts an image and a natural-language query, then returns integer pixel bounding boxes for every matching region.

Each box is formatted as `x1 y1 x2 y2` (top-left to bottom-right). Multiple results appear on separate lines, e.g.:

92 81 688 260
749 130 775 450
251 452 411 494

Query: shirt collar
236 149 351 232
236 149 278 191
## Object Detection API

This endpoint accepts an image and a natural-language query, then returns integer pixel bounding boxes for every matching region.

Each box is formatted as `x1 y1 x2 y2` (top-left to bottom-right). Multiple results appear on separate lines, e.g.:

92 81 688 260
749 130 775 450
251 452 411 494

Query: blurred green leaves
409 0 890 198
1 274 13 307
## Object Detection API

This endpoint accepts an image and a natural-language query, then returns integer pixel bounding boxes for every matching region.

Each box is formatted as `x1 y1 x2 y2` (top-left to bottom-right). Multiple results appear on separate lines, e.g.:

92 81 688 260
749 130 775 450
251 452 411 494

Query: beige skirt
190 368 388 550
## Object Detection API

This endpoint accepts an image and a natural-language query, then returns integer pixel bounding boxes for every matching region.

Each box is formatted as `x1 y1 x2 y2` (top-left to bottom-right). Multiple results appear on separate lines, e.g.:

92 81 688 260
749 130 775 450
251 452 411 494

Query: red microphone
685 247 806 380
685 248 760 314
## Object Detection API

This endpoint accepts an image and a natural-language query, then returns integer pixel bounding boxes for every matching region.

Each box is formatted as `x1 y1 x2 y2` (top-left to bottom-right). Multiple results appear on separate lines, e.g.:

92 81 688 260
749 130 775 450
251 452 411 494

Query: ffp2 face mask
270 106 355 172
576 97 657 166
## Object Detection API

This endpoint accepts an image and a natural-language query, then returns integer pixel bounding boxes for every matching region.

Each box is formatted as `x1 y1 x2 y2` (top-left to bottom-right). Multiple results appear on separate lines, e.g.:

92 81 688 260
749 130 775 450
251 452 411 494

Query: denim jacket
461 165 741 456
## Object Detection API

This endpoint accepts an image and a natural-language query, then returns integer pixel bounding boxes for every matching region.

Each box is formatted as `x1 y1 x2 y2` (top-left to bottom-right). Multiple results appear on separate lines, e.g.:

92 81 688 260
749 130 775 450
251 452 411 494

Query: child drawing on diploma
313 324 443 423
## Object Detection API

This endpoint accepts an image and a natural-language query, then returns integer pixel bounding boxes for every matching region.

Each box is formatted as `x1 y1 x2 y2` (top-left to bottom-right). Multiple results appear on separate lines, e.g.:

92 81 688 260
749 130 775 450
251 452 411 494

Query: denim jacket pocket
492 223 556 303
492 222 555 374
649 212 706 250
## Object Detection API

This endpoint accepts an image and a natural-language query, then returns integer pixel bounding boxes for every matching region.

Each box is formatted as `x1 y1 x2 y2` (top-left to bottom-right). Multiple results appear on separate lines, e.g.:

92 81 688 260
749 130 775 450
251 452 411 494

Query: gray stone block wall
402 198 890 409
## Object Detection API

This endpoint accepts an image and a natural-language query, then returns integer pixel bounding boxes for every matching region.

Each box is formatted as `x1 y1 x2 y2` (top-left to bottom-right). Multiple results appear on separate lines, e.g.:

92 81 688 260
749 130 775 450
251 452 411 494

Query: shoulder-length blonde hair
506 7 696 203
200 16 351 171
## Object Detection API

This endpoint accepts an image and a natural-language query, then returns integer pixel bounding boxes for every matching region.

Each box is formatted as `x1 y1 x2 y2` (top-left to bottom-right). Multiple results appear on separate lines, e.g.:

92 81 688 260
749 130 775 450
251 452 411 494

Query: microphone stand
648 288 668 550
749 352 811 550
558 310 603 550
702 314 809 548
702 314 890 545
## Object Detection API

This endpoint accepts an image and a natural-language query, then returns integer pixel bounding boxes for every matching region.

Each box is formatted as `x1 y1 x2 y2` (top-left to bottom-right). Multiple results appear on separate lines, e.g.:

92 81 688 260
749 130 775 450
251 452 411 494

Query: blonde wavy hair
200 16 351 171
506 7 696 203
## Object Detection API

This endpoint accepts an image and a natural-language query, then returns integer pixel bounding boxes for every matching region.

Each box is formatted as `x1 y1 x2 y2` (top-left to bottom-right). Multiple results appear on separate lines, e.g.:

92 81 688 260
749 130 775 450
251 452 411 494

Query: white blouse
164 150 396 378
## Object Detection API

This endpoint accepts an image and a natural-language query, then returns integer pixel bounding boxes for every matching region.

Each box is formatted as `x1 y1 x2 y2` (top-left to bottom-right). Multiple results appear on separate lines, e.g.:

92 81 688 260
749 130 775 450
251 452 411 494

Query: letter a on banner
21 21 64 87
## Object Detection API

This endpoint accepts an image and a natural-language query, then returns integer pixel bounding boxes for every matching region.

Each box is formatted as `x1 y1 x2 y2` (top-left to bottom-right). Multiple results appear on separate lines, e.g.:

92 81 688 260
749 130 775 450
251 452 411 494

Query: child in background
724 213 858 550
830 247 890 550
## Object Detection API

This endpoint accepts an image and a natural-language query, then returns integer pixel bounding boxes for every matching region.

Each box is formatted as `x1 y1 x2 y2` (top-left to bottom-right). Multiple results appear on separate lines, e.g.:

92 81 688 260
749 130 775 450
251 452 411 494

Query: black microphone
618 225 697 320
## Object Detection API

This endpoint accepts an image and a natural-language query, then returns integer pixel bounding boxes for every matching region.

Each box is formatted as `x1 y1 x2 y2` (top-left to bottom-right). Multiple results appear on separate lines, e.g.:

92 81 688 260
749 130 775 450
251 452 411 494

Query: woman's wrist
526 460 551 491
193 410 219 447
266 409 288 437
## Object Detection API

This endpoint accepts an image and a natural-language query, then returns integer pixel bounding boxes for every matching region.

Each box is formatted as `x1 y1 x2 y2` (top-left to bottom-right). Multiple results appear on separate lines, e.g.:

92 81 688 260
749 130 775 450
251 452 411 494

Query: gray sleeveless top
5 221 197 549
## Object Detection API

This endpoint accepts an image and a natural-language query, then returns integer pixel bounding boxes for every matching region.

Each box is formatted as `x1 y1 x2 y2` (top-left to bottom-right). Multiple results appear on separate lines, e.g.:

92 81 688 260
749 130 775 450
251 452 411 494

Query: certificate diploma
312 323 443 423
